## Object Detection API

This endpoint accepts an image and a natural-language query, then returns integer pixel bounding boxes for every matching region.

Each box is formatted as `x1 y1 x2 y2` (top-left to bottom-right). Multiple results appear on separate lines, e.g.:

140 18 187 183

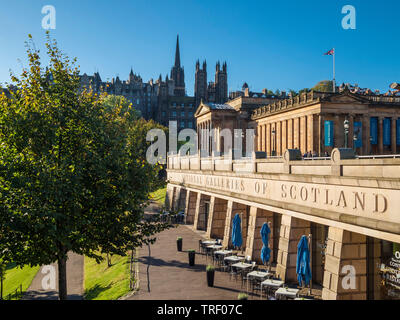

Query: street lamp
344 119 349 149
271 128 276 156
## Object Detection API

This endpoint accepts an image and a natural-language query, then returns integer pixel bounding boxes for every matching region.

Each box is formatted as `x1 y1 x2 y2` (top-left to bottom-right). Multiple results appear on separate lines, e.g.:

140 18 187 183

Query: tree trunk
58 255 68 300
0 276 3 300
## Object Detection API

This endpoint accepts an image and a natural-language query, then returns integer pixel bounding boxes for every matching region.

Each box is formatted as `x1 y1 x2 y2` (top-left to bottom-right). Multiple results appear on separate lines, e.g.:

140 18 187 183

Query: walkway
128 225 250 300
23 252 84 300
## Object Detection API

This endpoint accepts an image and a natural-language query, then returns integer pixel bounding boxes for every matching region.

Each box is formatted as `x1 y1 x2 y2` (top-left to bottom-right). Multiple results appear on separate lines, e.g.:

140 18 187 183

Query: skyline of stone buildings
80 35 229 129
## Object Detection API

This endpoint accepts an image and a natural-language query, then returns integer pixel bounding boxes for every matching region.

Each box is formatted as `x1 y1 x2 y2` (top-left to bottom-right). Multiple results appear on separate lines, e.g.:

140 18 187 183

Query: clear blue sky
1 0 399 95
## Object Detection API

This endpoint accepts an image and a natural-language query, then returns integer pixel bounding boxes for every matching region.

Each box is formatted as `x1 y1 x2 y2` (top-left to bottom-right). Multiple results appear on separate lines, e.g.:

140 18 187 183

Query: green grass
150 186 166 205
84 254 131 300
2 263 40 300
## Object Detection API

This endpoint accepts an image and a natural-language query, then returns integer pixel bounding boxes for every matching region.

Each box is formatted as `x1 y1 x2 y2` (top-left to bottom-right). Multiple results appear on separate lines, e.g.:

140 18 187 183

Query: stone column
207 198 228 239
334 115 341 148
185 191 198 224
193 192 202 230
391 117 397 154
261 124 266 153
349 114 354 149
319 114 325 156
362 115 370 155
276 215 311 282
300 116 307 154
245 208 275 263
378 117 384 154
277 121 282 156
173 186 182 210
307 115 314 154
222 201 234 248
282 120 287 153
165 184 175 210
322 227 367 300
288 119 293 149
293 118 299 149
266 123 271 156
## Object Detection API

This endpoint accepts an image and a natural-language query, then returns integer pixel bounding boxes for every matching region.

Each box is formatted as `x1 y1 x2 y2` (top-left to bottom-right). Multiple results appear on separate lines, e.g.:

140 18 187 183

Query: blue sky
1 0 399 95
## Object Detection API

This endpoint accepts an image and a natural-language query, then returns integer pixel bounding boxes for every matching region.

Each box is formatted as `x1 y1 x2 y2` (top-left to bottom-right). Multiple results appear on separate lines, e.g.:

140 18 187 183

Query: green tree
0 33 170 300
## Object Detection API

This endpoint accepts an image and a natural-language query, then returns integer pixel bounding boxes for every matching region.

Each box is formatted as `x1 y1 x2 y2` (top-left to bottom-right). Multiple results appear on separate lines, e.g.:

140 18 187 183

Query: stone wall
276 216 311 282
206 197 227 239
322 228 368 300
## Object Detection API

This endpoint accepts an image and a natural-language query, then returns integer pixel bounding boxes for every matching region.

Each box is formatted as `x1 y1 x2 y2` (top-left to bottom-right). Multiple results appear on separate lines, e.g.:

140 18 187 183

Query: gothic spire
174 34 181 68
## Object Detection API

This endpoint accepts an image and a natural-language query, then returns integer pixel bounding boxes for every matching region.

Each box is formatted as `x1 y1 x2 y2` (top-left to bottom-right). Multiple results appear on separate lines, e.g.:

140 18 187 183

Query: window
188 122 193 128
180 122 185 129
181 103 185 107
181 111 185 117
172 111 177 117
162 111 166 117
188 111 194 117
172 103 177 107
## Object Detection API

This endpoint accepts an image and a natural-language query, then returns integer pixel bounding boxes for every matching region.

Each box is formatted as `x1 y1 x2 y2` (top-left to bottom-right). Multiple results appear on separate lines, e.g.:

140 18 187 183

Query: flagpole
333 48 336 93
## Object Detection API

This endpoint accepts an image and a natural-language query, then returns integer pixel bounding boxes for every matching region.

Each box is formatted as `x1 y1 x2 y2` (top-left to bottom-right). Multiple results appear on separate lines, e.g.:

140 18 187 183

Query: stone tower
215 61 228 103
170 35 185 96
195 60 207 107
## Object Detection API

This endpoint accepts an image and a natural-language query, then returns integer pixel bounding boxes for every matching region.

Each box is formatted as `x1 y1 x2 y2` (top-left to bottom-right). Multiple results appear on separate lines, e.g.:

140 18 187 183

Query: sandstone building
80 35 228 129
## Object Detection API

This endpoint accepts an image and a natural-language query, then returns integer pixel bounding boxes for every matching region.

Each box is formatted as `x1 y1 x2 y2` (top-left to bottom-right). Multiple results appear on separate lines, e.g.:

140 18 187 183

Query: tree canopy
0 32 170 299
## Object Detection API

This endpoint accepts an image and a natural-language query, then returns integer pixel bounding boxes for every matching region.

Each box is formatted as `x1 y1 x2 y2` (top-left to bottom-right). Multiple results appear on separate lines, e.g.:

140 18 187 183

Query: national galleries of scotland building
166 85 400 300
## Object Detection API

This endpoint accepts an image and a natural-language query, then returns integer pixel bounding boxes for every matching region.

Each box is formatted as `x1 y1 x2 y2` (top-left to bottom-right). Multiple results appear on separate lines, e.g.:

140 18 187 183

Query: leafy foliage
0 32 171 299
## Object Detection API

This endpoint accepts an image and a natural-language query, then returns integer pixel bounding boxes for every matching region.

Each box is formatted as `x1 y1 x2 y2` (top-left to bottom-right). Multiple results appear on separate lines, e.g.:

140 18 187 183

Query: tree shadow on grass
84 283 112 300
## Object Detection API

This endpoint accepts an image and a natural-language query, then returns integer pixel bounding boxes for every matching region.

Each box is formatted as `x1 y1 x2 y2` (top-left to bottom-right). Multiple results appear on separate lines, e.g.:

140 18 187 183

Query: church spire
174 34 181 67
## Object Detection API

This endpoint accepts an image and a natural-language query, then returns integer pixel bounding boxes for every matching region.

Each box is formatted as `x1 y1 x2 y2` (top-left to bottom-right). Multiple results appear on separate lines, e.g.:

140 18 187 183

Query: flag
324 48 335 56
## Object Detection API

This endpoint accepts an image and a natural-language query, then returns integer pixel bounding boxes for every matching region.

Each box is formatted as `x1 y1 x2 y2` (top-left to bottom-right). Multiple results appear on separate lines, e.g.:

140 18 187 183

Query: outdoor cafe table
214 250 232 256
260 279 284 299
231 262 253 271
246 271 271 281
275 287 300 300
207 245 223 250
224 256 244 263
246 271 271 294
202 240 217 246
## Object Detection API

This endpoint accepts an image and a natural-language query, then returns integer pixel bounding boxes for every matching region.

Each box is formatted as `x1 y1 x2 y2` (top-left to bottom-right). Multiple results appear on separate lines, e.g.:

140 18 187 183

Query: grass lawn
2 263 40 300
84 253 131 300
149 186 166 205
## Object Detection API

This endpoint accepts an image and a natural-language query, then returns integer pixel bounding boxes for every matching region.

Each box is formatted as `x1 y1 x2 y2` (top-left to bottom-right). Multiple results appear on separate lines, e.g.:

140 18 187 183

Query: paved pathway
128 225 250 300
23 252 84 300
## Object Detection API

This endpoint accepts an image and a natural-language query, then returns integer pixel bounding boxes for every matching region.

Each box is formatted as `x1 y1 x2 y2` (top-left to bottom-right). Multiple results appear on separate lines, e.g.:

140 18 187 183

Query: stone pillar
173 186 182 211
245 208 275 264
276 215 311 282
178 188 187 211
193 193 202 230
378 117 384 154
282 120 287 153
300 116 306 154
362 115 370 155
334 115 341 148
222 201 234 248
261 124 265 153
288 119 293 150
185 191 197 224
319 114 325 156
222 202 248 249
307 115 314 154
293 118 299 149
391 117 397 154
322 227 367 300
348 114 354 149
165 185 175 210
277 121 282 156
206 198 228 239
266 123 271 156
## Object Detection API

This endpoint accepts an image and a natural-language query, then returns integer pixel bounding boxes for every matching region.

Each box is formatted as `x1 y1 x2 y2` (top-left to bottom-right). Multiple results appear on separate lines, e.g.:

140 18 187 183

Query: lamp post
271 128 276 156
344 119 349 149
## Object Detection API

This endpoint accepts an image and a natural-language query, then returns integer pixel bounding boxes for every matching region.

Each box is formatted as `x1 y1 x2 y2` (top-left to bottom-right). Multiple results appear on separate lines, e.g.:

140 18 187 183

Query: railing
357 154 400 159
